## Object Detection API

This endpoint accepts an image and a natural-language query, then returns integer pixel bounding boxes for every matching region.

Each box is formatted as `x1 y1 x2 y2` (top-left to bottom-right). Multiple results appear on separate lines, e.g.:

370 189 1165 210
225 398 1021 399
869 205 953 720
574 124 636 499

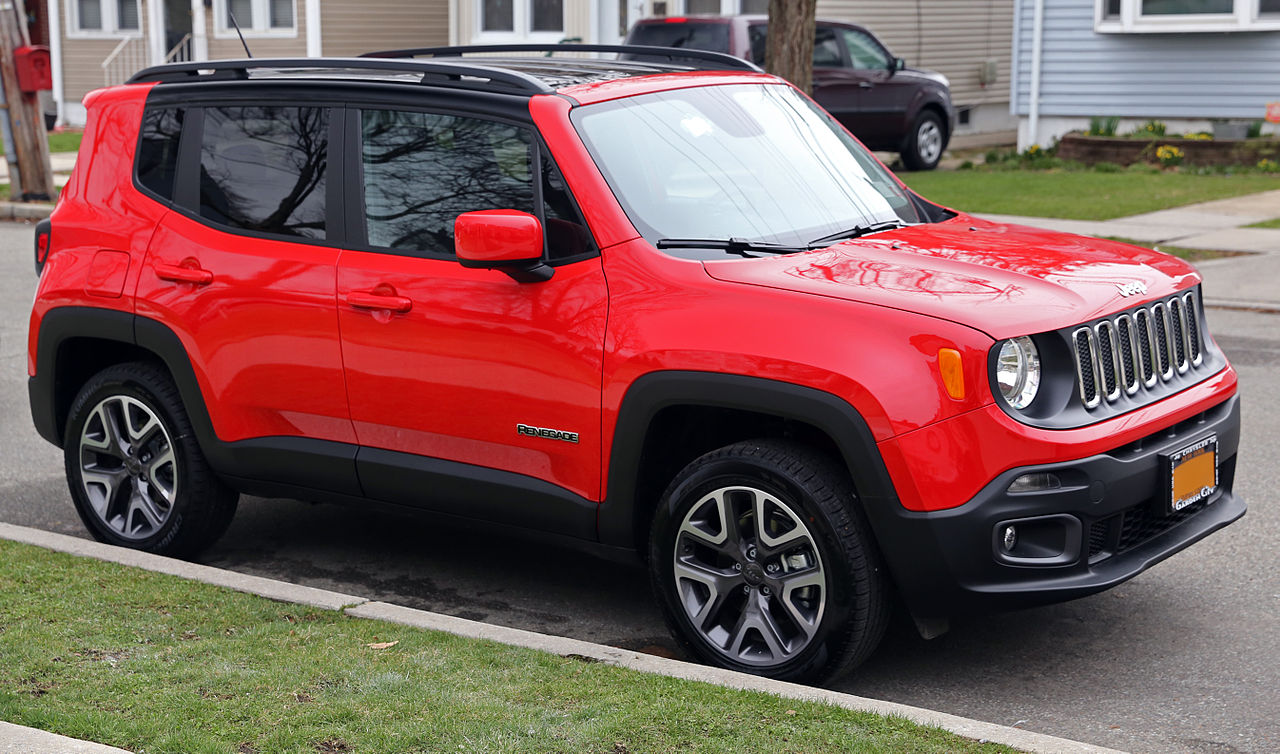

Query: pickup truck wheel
650 439 889 683
64 362 238 558
900 110 945 171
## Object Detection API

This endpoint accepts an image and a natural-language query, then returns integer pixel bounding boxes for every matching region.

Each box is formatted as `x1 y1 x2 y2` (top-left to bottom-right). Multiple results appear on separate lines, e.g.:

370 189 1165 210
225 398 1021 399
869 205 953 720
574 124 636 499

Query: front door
336 107 608 515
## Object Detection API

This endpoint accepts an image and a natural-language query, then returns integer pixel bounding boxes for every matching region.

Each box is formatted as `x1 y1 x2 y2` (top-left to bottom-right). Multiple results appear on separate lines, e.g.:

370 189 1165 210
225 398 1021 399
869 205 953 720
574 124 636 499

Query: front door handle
155 259 213 285
858 81 874 89
347 287 413 314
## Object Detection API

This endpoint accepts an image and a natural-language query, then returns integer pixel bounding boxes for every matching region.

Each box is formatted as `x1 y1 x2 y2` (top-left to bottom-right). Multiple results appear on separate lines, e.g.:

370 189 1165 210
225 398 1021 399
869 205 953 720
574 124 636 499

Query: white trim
305 0 320 55
1027 0 1044 152
146 0 165 65
65 0 144 39
212 0 299 39
191 0 208 60
1095 0 1280 32
48 0 64 127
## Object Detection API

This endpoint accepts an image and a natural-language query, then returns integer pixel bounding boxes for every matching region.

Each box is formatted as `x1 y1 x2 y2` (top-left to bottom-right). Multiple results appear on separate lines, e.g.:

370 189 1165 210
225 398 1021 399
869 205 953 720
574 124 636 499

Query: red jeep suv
29 46 1244 683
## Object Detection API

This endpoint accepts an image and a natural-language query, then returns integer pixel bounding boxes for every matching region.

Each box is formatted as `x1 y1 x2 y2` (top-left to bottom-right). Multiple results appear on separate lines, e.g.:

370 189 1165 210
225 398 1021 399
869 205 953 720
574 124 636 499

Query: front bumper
871 394 1244 618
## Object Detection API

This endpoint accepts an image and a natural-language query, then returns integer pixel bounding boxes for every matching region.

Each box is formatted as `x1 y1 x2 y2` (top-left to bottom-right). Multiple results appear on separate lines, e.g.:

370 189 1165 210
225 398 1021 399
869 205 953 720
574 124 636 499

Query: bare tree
765 0 817 94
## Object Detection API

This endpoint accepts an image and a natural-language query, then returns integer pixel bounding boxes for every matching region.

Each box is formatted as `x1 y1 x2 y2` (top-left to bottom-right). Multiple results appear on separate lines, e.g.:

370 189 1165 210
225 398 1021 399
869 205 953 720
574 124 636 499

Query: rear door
335 106 608 521
133 100 358 493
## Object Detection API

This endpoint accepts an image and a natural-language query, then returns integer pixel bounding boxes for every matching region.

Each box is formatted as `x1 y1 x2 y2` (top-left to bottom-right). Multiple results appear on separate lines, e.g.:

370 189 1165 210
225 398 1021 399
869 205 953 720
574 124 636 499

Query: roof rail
125 57 554 94
361 44 764 73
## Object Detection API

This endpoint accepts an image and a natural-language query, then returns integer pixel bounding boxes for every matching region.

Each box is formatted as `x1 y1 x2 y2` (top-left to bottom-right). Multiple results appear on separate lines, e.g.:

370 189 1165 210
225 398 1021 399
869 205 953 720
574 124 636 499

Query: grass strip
1099 237 1252 263
1245 217 1280 229
0 131 81 155
0 540 1012 754
900 171 1280 220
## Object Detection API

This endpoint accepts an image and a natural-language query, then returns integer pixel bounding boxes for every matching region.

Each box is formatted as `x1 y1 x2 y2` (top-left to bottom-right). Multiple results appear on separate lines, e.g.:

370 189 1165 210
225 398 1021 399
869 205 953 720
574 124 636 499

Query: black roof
127 44 761 96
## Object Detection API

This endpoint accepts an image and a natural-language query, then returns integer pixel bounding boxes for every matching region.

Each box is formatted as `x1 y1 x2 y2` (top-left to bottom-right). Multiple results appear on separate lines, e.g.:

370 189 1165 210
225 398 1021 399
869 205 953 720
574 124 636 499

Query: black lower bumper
870 395 1245 619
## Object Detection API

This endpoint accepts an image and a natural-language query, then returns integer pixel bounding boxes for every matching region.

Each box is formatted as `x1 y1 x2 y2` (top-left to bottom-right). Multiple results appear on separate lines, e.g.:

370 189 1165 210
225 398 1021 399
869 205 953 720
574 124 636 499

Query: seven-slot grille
1073 291 1204 409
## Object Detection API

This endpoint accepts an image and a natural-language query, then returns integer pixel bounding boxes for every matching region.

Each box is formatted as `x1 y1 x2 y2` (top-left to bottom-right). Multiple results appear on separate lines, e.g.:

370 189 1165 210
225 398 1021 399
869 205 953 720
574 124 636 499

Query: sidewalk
977 188 1280 312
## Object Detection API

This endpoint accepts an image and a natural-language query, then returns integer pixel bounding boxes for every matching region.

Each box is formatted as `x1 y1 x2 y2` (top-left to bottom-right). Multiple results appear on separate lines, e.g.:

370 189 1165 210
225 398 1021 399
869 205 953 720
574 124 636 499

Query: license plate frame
1164 435 1218 514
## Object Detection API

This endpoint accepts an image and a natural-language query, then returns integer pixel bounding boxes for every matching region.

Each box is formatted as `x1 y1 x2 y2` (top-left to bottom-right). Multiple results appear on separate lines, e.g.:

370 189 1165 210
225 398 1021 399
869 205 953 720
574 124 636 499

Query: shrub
1180 132 1213 141
958 159 975 170
1136 120 1167 137
1259 158 1279 174
1248 121 1265 139
1156 145 1184 167
1094 161 1123 173
1087 116 1120 137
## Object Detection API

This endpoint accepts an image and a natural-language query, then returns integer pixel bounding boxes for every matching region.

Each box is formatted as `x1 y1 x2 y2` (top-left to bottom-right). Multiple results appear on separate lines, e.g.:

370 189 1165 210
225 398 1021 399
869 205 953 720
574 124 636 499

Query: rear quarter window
627 22 731 53
136 107 184 201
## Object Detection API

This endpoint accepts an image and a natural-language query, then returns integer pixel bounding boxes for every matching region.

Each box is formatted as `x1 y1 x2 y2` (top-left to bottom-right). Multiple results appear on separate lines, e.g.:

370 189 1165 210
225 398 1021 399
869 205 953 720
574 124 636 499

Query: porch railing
165 34 193 64
101 37 146 87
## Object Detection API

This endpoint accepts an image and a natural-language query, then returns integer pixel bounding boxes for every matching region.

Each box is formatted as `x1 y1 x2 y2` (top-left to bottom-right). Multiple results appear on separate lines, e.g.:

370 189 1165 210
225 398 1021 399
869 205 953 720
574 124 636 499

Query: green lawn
0 541 1010 754
899 171 1280 220
0 130 81 155
1246 217 1280 228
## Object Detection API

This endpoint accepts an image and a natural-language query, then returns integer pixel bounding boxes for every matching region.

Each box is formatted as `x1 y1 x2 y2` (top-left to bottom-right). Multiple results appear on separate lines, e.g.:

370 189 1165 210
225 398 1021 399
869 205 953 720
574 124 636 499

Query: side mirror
455 210 553 283
892 57 906 72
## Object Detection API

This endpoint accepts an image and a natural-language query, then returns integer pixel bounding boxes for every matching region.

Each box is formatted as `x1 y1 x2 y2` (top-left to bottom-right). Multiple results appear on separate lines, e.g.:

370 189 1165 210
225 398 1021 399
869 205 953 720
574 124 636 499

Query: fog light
1007 472 1062 494
1001 525 1018 552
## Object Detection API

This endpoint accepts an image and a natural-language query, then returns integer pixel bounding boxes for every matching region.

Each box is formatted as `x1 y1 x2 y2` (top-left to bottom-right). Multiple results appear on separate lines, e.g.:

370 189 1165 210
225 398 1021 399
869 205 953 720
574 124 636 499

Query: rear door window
627 22 730 52
198 106 329 240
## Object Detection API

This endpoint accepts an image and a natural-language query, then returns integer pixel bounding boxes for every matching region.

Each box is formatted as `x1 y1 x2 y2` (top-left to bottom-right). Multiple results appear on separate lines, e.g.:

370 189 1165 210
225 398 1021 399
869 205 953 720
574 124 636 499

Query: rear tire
64 362 238 558
649 439 889 683
900 110 946 171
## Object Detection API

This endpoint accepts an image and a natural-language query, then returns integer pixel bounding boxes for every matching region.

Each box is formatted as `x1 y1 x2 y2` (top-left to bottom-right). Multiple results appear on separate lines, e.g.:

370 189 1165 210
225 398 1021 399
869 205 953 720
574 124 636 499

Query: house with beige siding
48 0 448 125
50 0 1015 141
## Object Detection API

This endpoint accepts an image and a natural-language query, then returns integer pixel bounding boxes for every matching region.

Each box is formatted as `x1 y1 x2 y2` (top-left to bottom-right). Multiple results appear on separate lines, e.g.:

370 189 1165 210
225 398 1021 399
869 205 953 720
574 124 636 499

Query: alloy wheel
917 119 943 165
672 485 827 667
78 395 178 540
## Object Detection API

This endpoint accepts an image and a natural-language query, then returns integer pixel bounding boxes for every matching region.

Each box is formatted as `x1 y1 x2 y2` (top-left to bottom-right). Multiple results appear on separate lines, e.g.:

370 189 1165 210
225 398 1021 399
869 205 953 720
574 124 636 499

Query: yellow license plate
1168 436 1218 513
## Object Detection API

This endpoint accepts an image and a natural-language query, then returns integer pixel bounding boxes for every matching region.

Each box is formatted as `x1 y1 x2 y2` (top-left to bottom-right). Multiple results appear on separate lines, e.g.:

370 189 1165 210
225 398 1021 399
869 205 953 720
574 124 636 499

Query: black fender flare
597 371 902 549
30 306 360 496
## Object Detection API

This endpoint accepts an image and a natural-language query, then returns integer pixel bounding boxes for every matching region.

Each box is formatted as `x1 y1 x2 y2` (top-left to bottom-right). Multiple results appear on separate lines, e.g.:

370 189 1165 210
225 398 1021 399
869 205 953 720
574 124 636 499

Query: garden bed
1058 134 1279 167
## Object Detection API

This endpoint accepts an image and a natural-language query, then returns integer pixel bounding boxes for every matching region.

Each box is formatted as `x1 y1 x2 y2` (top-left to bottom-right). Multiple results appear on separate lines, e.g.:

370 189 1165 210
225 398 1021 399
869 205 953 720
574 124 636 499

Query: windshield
571 83 920 251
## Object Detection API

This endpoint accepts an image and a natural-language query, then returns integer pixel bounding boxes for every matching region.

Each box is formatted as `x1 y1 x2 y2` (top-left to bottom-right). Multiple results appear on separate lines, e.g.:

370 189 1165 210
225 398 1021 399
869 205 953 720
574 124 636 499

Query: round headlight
996 336 1041 409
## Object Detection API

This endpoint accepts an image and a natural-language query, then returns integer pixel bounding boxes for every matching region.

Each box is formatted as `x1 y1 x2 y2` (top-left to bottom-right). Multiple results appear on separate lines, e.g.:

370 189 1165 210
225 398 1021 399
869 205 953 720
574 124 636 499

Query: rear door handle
155 259 213 285
347 290 413 314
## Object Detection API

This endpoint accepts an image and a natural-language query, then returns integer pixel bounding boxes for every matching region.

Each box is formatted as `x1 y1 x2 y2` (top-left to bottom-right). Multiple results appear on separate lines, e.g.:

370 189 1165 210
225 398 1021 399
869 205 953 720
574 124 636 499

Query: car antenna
228 10 253 58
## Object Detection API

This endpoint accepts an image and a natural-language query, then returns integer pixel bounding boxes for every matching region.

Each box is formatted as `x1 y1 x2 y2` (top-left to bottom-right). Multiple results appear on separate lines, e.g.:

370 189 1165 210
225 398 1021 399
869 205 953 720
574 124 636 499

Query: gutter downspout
46 0 63 127
1027 0 1045 149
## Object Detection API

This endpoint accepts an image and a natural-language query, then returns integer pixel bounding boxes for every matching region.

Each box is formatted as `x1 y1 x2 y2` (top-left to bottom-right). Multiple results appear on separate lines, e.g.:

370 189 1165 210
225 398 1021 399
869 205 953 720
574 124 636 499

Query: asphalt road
2 221 1277 753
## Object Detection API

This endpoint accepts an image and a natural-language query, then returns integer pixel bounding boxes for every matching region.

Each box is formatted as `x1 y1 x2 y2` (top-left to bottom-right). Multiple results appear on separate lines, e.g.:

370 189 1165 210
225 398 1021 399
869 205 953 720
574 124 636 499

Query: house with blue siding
1012 0 1280 148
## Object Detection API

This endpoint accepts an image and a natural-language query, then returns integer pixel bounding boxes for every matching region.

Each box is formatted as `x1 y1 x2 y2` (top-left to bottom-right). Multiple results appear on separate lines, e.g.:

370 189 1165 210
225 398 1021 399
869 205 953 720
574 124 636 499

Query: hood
899 67 949 89
701 215 1201 340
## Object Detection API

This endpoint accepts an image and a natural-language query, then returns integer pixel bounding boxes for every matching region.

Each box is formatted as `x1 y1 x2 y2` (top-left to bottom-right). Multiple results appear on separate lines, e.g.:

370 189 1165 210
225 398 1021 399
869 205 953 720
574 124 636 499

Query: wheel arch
598 372 901 554
32 307 219 459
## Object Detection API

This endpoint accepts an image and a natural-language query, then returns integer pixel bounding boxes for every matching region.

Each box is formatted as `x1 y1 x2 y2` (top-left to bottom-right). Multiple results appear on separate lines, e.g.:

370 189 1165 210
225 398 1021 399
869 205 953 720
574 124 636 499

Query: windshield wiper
808 220 905 247
656 237 811 257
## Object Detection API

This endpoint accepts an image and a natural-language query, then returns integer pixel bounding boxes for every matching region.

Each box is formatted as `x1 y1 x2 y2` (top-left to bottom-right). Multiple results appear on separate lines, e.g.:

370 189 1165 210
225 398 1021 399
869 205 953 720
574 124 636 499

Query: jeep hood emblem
1117 281 1148 298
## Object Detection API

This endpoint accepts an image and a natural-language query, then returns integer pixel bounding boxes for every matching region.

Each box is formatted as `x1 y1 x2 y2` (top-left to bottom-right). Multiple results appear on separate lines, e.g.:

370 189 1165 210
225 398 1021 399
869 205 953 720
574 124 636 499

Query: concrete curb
0 201 53 221
0 522 1126 754
1203 297 1280 314
0 722 131 754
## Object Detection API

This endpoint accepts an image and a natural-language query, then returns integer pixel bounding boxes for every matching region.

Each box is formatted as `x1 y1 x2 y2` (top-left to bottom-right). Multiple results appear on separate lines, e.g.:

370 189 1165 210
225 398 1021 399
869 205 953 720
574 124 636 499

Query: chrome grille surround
1071 291 1209 410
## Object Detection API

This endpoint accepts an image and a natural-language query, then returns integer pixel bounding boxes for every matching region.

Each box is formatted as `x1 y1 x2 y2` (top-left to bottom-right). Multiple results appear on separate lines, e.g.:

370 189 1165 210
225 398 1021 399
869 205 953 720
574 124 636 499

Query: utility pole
0 0 53 201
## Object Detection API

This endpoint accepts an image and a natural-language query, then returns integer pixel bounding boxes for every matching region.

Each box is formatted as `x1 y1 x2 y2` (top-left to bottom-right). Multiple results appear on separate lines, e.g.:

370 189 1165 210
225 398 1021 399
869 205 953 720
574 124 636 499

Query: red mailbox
14 46 52 93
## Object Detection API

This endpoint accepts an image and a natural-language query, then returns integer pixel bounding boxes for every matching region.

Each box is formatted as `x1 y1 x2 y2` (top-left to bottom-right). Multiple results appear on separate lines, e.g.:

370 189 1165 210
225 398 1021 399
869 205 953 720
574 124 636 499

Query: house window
69 0 141 36
1097 0 1280 29
478 0 563 36
217 0 296 36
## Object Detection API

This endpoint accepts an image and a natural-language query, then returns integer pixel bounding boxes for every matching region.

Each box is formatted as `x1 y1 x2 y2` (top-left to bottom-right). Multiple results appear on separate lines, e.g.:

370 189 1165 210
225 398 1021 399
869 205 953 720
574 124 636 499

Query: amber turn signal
939 348 964 400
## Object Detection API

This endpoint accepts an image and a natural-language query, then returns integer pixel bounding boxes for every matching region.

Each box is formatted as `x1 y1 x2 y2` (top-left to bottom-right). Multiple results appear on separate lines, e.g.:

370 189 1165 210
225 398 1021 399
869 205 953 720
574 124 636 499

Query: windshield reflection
571 83 919 250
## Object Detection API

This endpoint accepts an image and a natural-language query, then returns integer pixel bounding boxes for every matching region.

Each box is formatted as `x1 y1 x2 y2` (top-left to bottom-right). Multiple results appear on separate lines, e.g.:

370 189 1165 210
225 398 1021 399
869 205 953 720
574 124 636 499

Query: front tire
649 439 889 683
900 110 946 171
64 362 238 558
